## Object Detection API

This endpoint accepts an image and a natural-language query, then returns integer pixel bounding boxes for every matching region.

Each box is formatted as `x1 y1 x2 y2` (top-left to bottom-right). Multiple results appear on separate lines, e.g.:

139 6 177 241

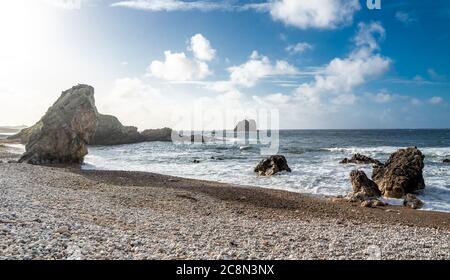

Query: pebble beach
0 145 449 260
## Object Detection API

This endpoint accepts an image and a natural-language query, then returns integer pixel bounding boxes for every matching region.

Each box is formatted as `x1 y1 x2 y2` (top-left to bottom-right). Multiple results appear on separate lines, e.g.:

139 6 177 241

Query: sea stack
234 119 257 132
18 85 98 164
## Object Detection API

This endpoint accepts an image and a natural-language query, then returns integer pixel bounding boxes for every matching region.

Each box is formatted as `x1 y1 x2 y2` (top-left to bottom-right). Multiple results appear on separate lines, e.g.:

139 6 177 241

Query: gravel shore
0 145 449 260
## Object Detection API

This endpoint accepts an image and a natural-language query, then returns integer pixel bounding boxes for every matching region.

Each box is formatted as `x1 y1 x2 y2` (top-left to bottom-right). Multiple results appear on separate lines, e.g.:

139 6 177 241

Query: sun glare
0 0 54 60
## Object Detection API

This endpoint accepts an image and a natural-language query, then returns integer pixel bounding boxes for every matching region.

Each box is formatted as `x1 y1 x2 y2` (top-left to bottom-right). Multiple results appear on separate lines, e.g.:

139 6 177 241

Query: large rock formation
18 85 98 164
90 114 141 146
372 147 425 198
340 154 382 165
10 105 174 147
346 170 381 202
254 155 291 176
234 119 257 132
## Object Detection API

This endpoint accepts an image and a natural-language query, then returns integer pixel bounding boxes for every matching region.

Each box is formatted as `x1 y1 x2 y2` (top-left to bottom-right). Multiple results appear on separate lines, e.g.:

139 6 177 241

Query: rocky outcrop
18 85 98 164
340 154 382 165
90 114 141 146
254 155 291 176
444 159 450 163
11 107 175 147
141 127 173 142
372 147 425 198
346 170 381 202
403 194 424 209
7 122 42 144
234 119 257 132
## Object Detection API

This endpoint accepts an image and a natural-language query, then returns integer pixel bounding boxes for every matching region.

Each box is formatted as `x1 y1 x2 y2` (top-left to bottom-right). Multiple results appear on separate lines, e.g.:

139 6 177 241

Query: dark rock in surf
403 194 424 209
254 155 291 176
372 147 425 198
443 159 450 163
346 170 381 202
340 153 382 165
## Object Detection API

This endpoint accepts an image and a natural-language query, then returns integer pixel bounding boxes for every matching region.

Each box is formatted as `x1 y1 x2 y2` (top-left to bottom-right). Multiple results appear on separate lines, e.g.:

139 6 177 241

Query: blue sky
0 0 449 129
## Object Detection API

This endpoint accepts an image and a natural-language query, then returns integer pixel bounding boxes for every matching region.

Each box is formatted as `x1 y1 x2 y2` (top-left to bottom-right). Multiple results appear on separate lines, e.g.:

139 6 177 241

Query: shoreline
1 142 449 259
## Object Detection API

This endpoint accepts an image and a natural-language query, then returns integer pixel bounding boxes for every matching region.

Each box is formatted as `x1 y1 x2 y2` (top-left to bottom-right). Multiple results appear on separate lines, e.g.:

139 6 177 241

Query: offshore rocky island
0 85 449 260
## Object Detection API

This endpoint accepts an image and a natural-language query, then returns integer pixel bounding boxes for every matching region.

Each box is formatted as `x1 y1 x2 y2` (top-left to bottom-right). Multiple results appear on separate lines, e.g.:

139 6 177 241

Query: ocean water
83 130 450 212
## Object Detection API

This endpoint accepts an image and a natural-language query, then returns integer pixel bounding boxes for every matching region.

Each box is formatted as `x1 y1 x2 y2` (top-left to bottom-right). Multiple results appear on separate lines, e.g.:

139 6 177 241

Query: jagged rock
140 127 173 142
372 147 425 198
18 85 98 164
90 114 141 146
234 119 257 132
346 170 381 202
403 194 424 209
340 154 382 165
254 155 291 176
443 159 450 163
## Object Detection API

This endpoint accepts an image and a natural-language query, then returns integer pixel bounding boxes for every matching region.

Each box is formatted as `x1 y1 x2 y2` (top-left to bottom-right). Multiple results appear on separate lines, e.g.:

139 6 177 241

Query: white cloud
395 11 417 25
268 0 361 29
227 51 298 88
111 0 230 11
364 91 394 103
286 42 313 54
189 33 216 61
427 68 446 81
429 96 444 105
40 0 97 9
293 22 390 106
410 98 422 106
148 51 211 81
111 0 361 30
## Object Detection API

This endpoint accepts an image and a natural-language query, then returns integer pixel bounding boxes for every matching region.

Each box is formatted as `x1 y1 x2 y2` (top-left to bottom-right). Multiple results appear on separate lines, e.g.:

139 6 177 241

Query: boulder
340 153 382 165
346 170 381 202
372 147 425 198
254 155 291 176
90 114 141 146
140 127 173 142
443 159 450 163
18 85 98 164
403 194 424 210
234 119 257 132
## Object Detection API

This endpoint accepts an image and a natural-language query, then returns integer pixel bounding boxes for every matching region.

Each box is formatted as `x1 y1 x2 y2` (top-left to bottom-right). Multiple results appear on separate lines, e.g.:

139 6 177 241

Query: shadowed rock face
90 114 141 146
141 128 173 142
234 119 257 132
372 147 425 198
340 154 382 165
19 85 98 164
346 170 381 202
254 155 291 176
